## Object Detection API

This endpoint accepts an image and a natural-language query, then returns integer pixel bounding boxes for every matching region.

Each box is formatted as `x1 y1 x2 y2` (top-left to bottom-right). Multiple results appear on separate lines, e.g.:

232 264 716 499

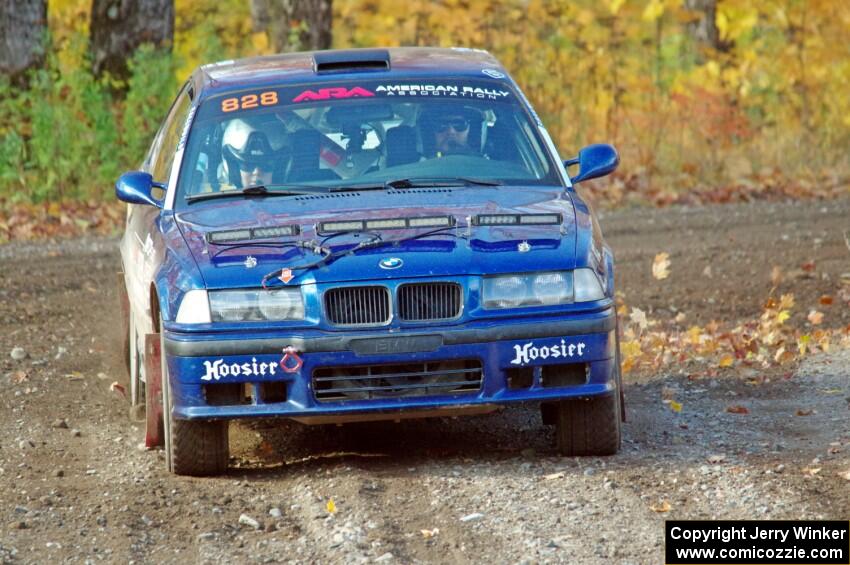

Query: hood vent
293 192 362 201
387 188 455 195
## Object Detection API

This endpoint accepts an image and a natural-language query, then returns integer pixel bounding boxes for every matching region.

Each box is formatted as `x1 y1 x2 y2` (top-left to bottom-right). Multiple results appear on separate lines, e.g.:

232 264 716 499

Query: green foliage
0 35 175 203
123 44 179 169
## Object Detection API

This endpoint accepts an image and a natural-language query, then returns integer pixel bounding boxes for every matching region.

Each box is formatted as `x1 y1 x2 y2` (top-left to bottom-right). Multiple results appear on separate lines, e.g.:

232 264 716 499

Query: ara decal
293 87 374 103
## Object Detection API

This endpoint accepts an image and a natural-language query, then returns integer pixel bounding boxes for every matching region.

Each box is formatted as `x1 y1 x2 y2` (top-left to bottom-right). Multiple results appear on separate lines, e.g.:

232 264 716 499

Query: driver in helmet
221 117 288 188
419 105 483 158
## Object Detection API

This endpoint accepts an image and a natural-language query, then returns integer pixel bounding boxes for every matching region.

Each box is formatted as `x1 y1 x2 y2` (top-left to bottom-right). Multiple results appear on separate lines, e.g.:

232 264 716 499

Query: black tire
554 391 621 456
161 326 229 476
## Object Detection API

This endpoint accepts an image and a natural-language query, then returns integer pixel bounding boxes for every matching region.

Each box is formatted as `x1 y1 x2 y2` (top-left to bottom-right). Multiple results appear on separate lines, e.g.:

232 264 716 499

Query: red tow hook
280 346 303 373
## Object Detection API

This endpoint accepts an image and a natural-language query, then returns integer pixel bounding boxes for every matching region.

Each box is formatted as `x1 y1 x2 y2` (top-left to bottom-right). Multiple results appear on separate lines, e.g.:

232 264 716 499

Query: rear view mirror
115 171 165 207
566 144 619 184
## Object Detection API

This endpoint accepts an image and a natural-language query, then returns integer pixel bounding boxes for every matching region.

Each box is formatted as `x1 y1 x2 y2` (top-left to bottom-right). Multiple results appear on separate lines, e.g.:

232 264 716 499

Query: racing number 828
221 91 278 113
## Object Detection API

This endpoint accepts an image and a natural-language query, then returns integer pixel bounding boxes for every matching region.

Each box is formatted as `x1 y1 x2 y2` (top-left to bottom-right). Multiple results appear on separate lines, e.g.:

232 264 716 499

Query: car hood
174 187 577 288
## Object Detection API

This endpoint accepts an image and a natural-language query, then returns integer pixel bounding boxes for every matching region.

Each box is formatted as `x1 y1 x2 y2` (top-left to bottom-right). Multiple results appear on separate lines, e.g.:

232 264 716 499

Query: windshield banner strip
198 80 516 121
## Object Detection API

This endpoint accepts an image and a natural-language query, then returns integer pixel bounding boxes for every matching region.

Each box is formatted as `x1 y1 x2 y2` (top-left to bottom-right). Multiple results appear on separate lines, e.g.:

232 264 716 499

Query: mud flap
144 333 164 448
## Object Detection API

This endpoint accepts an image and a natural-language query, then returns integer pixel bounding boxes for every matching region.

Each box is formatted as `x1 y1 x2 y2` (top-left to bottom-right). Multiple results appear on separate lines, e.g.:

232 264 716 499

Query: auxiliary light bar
206 224 300 243
319 215 454 233
473 213 562 226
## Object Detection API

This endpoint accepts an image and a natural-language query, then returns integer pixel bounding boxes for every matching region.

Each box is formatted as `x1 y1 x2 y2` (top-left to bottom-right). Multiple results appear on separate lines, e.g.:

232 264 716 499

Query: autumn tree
684 0 727 59
89 0 174 82
0 0 47 86
251 0 333 52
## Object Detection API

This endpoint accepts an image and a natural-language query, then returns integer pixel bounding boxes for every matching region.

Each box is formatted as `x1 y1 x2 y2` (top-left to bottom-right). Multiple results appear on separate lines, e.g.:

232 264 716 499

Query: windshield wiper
386 177 502 188
322 177 503 193
185 184 329 203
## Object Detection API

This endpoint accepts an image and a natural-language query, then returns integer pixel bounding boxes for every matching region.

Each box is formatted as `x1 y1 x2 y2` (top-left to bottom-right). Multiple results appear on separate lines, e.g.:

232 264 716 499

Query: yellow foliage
41 0 850 198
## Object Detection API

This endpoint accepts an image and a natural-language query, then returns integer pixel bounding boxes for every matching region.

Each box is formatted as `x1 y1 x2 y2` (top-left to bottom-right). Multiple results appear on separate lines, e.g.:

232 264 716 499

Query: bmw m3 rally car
116 47 623 476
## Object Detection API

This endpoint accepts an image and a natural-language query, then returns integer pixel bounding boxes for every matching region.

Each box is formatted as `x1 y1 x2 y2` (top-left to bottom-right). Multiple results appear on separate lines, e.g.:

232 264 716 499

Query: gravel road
1 197 848 564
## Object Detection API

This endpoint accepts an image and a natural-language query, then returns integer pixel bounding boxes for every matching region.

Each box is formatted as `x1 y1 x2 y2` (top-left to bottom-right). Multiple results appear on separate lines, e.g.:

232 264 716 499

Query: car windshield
176 79 561 204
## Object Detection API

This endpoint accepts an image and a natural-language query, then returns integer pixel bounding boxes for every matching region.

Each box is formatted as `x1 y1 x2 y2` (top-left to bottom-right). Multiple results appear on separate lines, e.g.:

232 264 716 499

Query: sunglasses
435 117 470 134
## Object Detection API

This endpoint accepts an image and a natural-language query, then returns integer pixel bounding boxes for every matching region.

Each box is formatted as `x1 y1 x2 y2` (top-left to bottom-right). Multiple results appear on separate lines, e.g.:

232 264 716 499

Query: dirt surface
1 197 849 564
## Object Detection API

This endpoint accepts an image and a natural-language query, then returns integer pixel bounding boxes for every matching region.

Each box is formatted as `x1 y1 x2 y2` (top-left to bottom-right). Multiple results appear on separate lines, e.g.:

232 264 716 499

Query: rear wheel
160 325 229 476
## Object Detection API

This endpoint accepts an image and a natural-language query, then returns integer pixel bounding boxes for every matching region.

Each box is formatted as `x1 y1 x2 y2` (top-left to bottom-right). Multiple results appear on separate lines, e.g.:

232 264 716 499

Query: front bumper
164 307 618 421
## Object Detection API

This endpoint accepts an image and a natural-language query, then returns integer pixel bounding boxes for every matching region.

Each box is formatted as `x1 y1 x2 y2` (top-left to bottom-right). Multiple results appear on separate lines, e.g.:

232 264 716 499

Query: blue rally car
116 48 623 475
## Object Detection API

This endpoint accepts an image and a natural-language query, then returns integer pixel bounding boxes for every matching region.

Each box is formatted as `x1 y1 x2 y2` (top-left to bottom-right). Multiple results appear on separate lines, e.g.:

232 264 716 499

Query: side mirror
565 144 619 184
115 171 165 207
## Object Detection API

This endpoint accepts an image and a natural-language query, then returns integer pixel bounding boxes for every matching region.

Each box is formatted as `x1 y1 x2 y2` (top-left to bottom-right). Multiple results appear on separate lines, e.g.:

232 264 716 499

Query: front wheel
554 391 621 456
161 325 229 476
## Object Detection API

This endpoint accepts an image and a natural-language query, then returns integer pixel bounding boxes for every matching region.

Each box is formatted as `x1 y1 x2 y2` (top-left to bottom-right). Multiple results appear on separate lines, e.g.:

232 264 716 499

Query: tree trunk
0 0 47 86
252 0 333 53
684 0 728 58
89 0 174 81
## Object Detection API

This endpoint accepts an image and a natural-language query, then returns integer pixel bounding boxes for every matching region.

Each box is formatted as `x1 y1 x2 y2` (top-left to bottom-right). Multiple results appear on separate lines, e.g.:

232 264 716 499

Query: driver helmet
221 117 287 185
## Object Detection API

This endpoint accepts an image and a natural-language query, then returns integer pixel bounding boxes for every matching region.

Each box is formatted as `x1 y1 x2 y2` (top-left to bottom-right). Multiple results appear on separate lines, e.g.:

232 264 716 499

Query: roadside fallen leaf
652 252 671 280
718 354 734 368
10 370 29 384
687 326 702 345
64 372 84 381
543 472 565 480
421 528 440 538
807 310 824 325
797 335 811 356
837 470 850 481
802 467 821 476
326 499 337 514
669 400 683 413
801 261 816 272
110 382 126 399
726 405 749 415
794 409 814 416
828 446 841 454
650 500 671 513
770 265 783 285
630 307 648 330
819 295 834 306
674 312 687 323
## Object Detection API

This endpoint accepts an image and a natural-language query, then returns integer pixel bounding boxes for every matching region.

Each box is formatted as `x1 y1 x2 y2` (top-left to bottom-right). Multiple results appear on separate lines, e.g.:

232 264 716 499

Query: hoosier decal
510 339 586 366
202 357 277 381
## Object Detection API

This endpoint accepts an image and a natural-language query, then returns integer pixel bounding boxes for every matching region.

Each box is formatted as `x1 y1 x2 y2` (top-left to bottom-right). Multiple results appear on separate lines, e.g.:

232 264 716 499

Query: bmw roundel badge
379 257 403 270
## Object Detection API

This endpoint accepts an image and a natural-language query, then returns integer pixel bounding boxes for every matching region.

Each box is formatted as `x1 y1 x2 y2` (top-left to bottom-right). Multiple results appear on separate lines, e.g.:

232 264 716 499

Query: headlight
175 289 211 323
257 289 305 320
482 271 573 309
573 268 606 302
208 288 304 322
532 272 571 306
483 275 526 308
